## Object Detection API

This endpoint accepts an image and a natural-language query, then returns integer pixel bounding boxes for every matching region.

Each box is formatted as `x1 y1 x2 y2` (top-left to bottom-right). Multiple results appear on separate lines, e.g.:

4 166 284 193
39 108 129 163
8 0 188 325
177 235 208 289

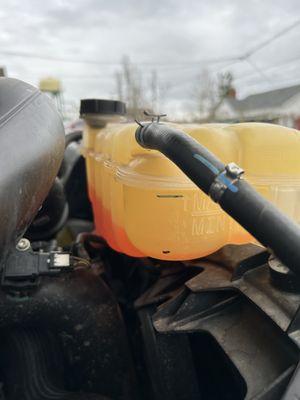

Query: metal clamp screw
16 238 30 252
209 162 244 203
225 162 244 178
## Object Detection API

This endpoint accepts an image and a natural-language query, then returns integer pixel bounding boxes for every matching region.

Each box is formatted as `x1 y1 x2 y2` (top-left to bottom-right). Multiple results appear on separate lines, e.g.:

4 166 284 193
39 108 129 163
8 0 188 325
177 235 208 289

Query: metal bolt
226 162 244 178
16 238 31 252
269 255 290 274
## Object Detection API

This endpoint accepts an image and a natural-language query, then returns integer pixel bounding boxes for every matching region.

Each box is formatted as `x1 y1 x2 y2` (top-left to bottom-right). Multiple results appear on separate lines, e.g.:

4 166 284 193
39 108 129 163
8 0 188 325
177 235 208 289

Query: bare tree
114 56 169 120
115 70 124 102
148 70 170 115
194 70 234 122
114 56 146 119
150 70 159 114
193 69 217 120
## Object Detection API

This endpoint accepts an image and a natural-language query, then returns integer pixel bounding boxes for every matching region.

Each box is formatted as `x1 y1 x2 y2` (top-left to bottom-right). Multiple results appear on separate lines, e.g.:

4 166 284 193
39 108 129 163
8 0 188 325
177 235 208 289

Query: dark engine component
0 78 65 262
133 246 300 400
0 329 109 400
0 268 137 400
59 134 93 222
72 240 300 400
26 130 93 243
26 178 69 241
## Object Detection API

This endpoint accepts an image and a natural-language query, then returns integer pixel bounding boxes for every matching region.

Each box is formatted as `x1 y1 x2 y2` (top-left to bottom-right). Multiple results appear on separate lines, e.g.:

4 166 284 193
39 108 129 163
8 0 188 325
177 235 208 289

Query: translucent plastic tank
82 122 300 261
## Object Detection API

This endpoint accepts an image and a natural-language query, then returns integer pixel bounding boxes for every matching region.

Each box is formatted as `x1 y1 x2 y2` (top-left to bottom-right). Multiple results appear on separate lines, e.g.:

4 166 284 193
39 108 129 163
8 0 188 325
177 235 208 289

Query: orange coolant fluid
81 102 300 261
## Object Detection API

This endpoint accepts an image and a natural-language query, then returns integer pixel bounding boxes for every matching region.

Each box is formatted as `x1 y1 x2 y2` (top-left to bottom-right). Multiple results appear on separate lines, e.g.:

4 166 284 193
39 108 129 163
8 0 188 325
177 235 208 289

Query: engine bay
0 77 300 400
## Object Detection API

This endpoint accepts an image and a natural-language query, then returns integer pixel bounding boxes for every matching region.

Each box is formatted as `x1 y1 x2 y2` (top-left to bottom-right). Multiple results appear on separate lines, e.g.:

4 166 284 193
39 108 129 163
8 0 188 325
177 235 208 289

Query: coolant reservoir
81 101 300 261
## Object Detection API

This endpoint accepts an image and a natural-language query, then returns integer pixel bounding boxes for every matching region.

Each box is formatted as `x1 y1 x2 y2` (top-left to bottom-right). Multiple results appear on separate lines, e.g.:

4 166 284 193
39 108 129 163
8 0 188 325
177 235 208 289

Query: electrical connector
1 239 76 290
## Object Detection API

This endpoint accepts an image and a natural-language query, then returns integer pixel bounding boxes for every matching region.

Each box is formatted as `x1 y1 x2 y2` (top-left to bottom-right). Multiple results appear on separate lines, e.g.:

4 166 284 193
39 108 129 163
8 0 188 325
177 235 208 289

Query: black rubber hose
65 130 83 148
26 178 69 241
136 122 300 275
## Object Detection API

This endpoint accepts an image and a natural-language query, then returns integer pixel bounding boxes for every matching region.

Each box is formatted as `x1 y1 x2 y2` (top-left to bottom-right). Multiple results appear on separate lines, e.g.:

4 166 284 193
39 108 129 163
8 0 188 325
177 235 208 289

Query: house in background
215 84 300 129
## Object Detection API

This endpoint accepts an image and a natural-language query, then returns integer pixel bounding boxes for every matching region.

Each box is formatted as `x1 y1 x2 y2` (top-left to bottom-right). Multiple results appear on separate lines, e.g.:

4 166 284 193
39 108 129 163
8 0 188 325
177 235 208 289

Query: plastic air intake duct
0 78 65 263
136 121 300 275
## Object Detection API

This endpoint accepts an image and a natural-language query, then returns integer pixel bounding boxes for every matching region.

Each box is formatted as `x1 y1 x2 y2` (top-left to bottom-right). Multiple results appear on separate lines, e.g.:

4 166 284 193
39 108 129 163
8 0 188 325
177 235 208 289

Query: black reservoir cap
80 99 126 118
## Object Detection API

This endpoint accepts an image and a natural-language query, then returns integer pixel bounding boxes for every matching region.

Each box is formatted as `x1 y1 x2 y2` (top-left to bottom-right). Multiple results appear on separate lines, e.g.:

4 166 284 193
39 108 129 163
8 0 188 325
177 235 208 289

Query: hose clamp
209 162 244 203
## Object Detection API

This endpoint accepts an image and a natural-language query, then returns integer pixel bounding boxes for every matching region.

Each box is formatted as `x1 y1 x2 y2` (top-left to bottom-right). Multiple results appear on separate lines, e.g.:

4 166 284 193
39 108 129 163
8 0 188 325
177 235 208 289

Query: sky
1 0 300 118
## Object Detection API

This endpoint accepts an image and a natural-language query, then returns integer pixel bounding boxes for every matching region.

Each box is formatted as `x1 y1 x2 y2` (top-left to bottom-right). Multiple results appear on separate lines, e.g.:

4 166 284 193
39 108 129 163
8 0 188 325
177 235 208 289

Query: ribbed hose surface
0 329 109 400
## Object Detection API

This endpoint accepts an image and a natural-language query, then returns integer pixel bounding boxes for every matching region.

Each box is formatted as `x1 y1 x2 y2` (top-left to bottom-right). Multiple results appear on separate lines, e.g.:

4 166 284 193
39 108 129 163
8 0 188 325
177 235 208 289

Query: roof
227 84 300 113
